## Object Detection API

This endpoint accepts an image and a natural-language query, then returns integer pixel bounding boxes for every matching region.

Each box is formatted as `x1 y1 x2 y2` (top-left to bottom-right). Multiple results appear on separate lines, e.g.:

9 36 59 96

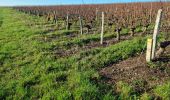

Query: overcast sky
0 0 162 6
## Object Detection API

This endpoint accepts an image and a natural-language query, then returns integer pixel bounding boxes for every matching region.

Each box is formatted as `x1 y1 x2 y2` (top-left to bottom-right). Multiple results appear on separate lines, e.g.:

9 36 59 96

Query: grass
0 8 169 99
154 82 170 99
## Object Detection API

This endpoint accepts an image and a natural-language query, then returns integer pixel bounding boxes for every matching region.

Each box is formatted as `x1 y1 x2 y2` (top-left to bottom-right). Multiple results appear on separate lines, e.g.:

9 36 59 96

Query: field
0 2 170 100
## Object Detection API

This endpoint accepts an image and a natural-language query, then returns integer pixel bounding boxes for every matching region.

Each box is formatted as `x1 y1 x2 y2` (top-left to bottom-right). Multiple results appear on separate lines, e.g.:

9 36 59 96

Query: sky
0 0 162 6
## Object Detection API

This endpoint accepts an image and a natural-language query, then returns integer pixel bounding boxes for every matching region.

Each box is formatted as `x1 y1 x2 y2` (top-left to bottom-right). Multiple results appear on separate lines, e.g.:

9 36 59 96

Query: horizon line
0 0 166 7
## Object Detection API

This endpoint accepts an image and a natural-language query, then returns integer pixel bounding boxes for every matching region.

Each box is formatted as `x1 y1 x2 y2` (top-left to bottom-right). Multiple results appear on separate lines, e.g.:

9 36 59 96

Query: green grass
154 82 170 99
0 8 169 100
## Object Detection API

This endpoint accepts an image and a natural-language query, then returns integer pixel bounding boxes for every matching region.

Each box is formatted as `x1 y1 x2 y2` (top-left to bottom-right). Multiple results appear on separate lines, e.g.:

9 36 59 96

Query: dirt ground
53 34 137 57
100 45 170 92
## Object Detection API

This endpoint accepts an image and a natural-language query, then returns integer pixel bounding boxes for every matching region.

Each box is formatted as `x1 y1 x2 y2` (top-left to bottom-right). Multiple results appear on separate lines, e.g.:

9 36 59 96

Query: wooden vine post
95 8 99 33
151 9 162 60
66 13 69 30
54 11 58 24
101 12 104 45
116 29 120 41
96 8 99 21
146 39 153 62
146 9 162 62
79 15 83 35
149 2 153 23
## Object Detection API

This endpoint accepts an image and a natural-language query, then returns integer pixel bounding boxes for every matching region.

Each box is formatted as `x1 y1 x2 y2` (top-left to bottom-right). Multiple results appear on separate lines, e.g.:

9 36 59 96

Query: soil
53 33 136 58
99 45 170 92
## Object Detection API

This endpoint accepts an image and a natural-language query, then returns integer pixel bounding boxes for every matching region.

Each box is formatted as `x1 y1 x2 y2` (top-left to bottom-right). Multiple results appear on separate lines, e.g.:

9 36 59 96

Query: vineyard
15 2 170 35
0 1 170 100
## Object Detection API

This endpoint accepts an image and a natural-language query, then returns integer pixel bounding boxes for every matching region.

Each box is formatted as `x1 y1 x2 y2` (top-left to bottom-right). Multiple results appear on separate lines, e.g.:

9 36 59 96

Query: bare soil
53 34 136 57
99 46 170 92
